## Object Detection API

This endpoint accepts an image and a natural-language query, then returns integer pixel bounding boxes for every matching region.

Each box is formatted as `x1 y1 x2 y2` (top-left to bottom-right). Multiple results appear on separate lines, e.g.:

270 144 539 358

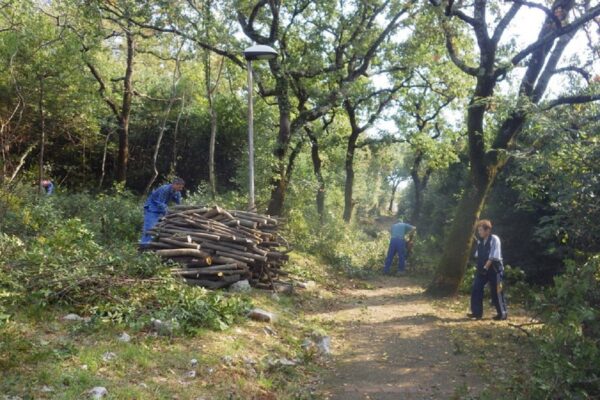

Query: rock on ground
248 308 276 322
88 386 108 399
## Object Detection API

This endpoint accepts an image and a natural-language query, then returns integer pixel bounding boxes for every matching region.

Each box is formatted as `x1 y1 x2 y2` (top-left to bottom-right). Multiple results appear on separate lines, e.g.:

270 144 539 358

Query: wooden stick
155 249 212 258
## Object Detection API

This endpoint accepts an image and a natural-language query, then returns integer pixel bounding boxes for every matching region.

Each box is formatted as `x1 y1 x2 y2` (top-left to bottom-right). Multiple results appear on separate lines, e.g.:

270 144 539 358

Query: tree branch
542 93 600 111
85 62 120 118
491 2 521 44
444 29 479 76
509 4 600 68
344 0 416 82
125 17 244 67
552 66 592 82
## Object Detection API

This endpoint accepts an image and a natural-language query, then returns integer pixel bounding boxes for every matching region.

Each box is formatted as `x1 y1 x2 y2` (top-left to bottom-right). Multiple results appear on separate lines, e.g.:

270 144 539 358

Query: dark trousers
383 237 406 273
470 268 507 318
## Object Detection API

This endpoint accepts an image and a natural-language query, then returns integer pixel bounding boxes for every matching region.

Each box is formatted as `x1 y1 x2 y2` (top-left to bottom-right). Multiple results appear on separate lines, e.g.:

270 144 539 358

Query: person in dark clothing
140 178 184 245
468 219 508 320
383 220 416 275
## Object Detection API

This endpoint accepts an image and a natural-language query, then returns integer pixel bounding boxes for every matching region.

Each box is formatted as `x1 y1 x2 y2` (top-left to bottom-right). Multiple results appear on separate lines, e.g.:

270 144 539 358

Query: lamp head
244 45 278 61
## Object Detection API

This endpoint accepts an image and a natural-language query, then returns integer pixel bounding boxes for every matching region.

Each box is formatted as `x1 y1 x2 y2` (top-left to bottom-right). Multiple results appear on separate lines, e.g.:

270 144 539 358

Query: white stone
190 358 198 367
297 281 316 289
62 313 84 321
88 386 108 399
40 385 54 393
118 332 131 342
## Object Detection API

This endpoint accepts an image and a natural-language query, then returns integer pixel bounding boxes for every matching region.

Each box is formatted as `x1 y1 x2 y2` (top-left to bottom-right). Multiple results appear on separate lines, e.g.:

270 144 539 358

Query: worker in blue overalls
383 219 416 275
41 179 54 195
140 178 184 246
468 219 508 320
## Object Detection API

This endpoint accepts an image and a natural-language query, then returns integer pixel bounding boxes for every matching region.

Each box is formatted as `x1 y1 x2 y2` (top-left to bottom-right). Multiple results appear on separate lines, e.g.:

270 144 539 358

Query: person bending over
140 178 184 246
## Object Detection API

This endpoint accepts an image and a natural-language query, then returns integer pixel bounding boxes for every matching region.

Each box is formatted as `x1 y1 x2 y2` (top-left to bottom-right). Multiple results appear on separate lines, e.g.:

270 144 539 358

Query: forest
1 0 599 399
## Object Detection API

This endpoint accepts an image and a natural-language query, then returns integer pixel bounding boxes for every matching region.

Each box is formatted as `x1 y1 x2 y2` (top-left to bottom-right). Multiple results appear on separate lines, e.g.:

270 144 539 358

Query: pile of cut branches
147 205 290 289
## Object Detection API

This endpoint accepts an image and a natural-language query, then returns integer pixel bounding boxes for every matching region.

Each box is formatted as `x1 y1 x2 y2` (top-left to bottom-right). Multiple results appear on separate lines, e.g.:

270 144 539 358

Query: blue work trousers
140 210 164 244
384 237 406 274
470 268 507 318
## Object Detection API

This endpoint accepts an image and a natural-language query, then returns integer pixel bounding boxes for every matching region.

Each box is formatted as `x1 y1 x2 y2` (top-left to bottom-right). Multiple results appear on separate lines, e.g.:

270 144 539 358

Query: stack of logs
147 205 290 289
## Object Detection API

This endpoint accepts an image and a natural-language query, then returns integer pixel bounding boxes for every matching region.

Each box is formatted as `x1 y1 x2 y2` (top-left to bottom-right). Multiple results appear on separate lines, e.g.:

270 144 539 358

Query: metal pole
247 60 255 211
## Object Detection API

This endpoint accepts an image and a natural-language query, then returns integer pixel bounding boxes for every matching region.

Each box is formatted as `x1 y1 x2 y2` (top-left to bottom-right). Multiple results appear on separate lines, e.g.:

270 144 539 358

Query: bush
89 279 251 333
521 255 600 399
286 210 389 278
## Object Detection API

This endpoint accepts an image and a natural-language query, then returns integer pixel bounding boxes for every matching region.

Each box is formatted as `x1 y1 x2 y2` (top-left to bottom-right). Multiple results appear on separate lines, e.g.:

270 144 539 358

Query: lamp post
243 44 278 211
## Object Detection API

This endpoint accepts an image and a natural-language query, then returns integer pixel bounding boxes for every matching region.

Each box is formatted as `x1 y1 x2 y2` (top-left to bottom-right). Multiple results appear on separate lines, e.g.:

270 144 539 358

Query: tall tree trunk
170 94 184 176
116 30 135 184
98 129 112 189
208 95 217 198
343 129 359 222
306 128 325 224
428 174 493 296
388 181 399 212
37 75 45 196
206 55 224 200
202 0 220 199
410 152 432 226
267 76 291 216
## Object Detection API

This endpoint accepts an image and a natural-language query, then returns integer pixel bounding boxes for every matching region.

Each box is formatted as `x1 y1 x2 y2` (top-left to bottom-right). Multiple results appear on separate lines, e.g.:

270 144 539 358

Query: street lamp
243 44 278 211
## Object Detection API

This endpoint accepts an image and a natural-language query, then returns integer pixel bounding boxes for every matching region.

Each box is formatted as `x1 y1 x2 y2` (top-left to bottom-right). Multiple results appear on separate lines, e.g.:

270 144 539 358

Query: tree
0 0 102 187
244 0 418 216
83 2 140 184
427 0 600 296
341 83 404 222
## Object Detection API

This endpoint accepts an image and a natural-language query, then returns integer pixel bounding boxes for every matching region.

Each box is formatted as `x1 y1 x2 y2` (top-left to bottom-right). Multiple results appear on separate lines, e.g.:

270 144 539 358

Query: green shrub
410 235 441 276
521 255 600 398
0 184 62 237
286 211 388 277
89 279 251 333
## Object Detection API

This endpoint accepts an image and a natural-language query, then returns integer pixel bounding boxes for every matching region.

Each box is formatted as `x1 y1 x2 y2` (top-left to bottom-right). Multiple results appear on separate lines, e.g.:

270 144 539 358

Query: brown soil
310 275 529 400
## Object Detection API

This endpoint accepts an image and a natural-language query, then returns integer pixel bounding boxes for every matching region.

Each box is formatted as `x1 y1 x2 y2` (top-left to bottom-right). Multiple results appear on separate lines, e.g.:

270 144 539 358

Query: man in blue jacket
140 178 184 245
383 219 416 275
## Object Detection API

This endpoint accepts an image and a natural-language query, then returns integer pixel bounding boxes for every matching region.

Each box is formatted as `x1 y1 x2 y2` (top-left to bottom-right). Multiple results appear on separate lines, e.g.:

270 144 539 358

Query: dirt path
311 276 498 400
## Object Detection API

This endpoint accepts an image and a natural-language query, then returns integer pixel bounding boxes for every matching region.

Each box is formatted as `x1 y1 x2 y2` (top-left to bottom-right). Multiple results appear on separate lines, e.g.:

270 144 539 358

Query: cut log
155 249 212 258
